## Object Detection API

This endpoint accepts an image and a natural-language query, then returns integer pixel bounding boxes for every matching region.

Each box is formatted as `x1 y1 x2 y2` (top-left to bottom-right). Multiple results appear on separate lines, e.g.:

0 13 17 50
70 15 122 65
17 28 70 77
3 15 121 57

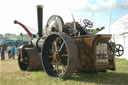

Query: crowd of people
0 44 20 60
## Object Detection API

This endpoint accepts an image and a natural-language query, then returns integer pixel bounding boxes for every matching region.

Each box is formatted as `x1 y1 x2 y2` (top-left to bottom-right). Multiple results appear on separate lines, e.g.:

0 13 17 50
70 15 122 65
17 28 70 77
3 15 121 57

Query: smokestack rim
36 5 43 8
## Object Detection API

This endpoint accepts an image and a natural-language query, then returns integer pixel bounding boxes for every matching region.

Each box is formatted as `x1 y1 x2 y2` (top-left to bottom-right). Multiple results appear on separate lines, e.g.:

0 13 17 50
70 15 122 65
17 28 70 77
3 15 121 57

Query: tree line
87 26 105 34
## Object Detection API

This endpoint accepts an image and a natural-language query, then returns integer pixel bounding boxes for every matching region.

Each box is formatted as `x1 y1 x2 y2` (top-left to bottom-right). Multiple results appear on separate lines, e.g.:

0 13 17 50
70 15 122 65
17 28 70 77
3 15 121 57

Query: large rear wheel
41 33 78 78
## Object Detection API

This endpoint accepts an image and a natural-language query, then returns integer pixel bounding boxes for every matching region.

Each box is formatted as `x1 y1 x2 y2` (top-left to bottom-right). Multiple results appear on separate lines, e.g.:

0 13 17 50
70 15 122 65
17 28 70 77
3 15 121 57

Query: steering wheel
83 19 93 28
115 44 124 57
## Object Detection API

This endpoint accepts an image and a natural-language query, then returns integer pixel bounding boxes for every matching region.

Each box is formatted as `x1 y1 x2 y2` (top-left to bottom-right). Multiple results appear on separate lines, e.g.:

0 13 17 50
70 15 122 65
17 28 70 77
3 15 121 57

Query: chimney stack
37 5 43 37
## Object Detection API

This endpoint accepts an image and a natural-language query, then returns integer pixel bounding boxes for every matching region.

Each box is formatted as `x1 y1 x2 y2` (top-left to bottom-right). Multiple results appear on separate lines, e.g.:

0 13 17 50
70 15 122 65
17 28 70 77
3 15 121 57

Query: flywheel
45 15 64 35
41 33 78 78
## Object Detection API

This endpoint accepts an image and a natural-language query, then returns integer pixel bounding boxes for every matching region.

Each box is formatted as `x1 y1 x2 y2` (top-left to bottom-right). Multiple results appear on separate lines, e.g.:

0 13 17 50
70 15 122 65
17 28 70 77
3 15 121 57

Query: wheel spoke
118 45 121 49
119 50 123 52
59 41 65 52
118 52 121 56
53 41 58 51
55 37 62 45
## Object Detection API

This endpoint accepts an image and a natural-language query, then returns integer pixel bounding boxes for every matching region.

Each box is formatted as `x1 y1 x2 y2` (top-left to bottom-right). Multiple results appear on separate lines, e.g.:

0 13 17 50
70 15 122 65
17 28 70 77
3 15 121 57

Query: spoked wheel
18 48 29 71
115 44 124 57
42 33 78 78
83 19 93 28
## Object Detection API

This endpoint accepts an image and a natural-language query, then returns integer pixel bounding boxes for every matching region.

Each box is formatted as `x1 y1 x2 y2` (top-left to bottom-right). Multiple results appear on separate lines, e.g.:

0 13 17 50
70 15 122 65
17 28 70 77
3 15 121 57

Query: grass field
0 54 128 85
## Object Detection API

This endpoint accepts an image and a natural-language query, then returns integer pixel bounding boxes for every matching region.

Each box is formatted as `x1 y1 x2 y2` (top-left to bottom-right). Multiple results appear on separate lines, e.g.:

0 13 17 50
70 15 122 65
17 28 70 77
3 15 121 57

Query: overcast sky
0 0 128 34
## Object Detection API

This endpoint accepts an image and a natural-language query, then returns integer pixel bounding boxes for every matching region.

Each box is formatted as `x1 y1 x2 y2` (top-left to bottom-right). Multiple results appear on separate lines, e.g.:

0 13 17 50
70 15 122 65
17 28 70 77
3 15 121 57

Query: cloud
33 0 128 12
69 0 128 12
91 0 128 11
43 0 88 11
114 0 128 9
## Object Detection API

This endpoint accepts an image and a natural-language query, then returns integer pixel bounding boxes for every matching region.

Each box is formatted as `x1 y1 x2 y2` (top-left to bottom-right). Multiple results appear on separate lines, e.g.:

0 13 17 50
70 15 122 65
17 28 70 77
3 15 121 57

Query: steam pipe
14 20 33 37
37 5 43 37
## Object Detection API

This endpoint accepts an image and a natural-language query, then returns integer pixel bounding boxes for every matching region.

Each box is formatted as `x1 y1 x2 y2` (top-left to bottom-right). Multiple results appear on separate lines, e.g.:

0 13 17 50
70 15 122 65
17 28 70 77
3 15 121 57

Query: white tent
97 14 128 60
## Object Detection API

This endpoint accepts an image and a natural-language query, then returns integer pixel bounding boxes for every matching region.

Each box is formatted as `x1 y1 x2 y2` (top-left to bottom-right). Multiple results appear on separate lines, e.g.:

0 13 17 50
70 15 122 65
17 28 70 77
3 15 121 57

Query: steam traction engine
14 5 124 78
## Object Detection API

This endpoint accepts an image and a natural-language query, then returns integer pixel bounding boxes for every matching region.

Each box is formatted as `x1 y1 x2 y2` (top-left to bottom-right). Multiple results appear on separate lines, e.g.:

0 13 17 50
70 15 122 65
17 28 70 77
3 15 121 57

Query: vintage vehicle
14 5 124 78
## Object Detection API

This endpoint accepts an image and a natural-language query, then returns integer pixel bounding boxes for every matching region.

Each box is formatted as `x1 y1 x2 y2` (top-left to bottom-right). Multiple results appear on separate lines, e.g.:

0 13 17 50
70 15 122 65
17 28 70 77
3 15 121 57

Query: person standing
16 45 20 56
1 44 6 60
12 46 16 59
7 45 12 59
